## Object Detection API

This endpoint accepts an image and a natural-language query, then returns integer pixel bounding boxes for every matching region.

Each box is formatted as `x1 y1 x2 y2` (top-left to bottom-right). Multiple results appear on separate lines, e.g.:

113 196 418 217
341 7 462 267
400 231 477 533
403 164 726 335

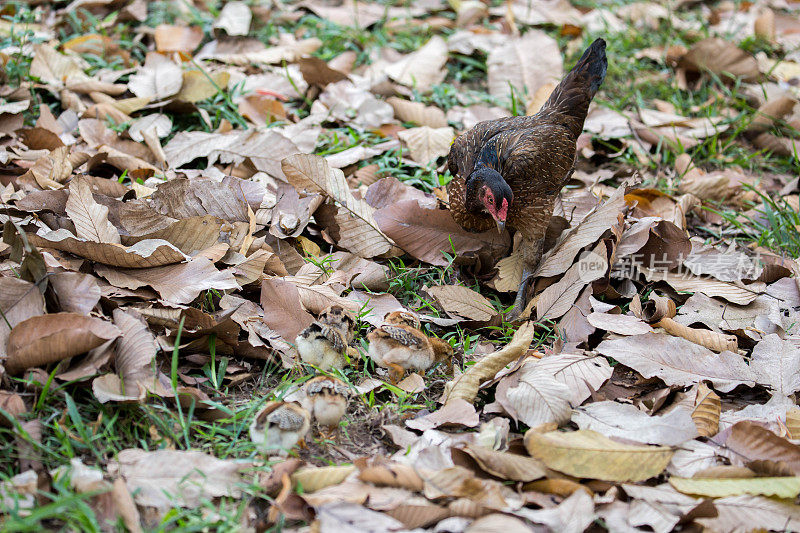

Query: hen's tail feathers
540 38 607 138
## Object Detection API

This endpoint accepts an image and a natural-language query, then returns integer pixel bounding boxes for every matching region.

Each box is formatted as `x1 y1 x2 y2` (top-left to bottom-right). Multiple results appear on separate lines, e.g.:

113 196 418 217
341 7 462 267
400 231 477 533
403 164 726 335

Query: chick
249 401 311 455
301 375 350 439
295 305 356 371
367 312 454 383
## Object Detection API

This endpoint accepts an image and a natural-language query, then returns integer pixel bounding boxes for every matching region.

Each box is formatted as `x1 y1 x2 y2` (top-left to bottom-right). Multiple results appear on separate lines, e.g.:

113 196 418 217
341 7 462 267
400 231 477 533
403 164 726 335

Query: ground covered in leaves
3 0 800 531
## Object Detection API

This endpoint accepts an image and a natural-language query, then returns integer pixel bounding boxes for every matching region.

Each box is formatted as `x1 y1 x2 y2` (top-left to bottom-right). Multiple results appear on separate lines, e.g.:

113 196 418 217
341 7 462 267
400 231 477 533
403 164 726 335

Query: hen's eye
488 197 494 204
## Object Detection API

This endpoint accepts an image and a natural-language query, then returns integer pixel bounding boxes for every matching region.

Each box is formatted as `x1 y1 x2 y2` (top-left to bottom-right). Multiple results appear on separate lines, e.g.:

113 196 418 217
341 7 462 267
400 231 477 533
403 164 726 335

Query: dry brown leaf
29 231 187 268
384 36 448 91
692 382 721 437
640 267 765 305
678 38 760 82
95 258 239 305
282 154 395 258
537 244 608 321
397 126 455 164
406 399 479 431
374 199 509 266
260 277 315 342
6 313 121 375
535 186 625 278
291 465 355 493
0 277 45 360
712 421 800 475
596 333 757 392
65 176 121 244
453 444 545 482
587 312 653 335
530 353 612 407
487 31 563 101
49 271 100 315
356 458 424 491
502 366 572 427
112 449 248 509
443 321 535 405
426 285 496 322
154 24 203 53
572 401 697 446
24 146 72 189
749 334 800 396
387 97 448 128
524 429 673 482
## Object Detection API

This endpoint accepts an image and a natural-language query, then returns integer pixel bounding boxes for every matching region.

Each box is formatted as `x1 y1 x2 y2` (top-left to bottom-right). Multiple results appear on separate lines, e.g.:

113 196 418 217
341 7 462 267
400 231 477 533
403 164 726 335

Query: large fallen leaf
374 199 509 266
122 215 234 255
29 230 187 268
291 465 355 493
640 267 765 305
596 333 757 392
486 31 563 101
154 24 203 53
260 277 315 342
572 401 698 446
282 154 394 258
524 429 674 482
6 313 121 374
587 312 652 335
213 1 251 35
112 449 248 509
95 258 239 304
535 186 625 278
397 126 455 164
514 490 595 533
426 285 496 321
65 176 120 244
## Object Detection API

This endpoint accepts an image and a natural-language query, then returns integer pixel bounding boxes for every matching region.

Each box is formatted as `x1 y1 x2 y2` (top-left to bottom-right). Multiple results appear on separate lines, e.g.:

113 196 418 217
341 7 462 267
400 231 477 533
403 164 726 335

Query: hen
447 38 607 317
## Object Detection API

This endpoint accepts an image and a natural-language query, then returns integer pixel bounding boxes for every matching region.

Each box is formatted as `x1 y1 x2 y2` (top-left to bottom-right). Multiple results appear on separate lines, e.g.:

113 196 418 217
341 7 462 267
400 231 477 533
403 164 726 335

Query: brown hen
447 38 607 317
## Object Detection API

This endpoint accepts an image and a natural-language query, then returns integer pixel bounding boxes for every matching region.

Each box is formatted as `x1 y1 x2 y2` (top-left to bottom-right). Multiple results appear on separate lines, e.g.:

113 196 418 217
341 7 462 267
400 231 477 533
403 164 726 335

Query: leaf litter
2 0 800 531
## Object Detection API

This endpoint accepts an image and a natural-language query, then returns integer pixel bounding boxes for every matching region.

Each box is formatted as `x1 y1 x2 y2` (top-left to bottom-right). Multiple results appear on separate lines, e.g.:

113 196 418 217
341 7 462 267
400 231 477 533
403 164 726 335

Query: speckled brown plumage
447 38 608 316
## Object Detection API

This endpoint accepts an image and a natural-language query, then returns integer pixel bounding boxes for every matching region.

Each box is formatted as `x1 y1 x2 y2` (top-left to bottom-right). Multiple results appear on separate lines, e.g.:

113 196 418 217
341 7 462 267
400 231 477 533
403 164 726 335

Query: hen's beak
495 219 506 234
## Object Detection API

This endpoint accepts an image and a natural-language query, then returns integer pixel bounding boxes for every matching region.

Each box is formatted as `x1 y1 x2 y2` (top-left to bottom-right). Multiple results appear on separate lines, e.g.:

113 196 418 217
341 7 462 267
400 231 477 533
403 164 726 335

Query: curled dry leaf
406 399 479 431
443 321 535 405
260 277 315 342
425 285 496 322
49 271 100 314
453 444 546 482
711 421 800 475
640 267 765 305
356 457 424 491
656 316 737 353
127 53 183 101
282 154 395 258
587 312 653 335
692 382 721 438
6 313 121 375
374 199 510 266
524 429 674 482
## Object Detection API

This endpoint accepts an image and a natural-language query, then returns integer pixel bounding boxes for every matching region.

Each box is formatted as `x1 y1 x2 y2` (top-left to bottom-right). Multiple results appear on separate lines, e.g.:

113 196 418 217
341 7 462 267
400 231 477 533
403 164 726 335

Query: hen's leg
506 237 545 321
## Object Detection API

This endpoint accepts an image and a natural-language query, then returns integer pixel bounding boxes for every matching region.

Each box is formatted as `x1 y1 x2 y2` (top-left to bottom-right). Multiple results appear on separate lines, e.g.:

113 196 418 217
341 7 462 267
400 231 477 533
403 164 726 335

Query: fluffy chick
367 313 453 383
249 401 311 455
301 375 350 439
295 305 356 371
